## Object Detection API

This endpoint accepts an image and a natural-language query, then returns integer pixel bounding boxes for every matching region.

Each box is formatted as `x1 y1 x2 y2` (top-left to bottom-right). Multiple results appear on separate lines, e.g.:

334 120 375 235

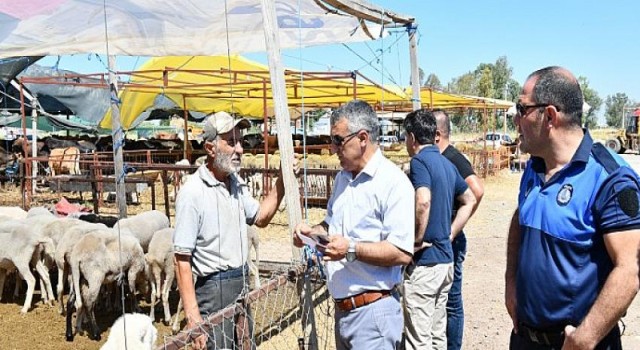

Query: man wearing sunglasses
294 100 415 350
173 111 289 350
505 66 640 350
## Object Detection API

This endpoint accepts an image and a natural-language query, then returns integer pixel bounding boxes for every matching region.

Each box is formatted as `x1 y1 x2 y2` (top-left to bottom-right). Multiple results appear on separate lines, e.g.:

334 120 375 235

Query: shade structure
0 0 384 58
99 55 411 129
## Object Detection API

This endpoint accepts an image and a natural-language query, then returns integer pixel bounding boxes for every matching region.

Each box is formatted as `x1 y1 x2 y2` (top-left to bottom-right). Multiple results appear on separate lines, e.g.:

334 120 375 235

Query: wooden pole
182 95 189 161
107 55 128 218
408 23 421 111
31 96 38 195
260 1 316 349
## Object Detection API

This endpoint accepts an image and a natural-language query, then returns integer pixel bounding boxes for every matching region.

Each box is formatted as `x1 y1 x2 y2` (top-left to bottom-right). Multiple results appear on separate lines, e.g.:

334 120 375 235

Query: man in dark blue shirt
506 66 640 349
403 109 476 350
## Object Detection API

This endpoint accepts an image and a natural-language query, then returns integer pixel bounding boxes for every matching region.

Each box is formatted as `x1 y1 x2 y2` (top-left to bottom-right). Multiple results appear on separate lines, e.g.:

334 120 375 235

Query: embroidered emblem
618 188 639 217
556 184 573 206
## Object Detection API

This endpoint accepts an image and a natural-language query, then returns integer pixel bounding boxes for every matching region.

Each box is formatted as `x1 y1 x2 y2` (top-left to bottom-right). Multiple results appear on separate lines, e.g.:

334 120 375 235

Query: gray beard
214 152 240 174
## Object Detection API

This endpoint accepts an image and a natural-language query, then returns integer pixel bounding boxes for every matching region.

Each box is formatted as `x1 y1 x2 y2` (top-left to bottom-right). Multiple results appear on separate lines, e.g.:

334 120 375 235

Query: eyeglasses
331 130 363 147
516 102 557 117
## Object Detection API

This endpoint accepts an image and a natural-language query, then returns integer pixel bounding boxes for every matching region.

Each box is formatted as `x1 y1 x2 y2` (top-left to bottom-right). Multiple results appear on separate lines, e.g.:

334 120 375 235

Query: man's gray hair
330 100 380 143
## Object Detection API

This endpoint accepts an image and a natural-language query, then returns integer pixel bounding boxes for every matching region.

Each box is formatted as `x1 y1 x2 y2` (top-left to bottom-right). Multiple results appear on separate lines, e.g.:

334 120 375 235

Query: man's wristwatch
346 239 357 262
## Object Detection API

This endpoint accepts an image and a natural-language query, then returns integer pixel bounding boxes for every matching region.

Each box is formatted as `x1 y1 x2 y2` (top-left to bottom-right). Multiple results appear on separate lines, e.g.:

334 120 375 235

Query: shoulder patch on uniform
556 184 573 206
618 188 639 217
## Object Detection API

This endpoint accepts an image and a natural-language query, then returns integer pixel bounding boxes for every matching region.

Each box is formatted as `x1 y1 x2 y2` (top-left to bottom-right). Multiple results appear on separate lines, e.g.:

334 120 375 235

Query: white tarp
0 0 382 58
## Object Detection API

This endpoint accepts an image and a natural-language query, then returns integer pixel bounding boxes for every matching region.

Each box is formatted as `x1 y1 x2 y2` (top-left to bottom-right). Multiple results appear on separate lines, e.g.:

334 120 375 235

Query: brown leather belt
334 290 392 312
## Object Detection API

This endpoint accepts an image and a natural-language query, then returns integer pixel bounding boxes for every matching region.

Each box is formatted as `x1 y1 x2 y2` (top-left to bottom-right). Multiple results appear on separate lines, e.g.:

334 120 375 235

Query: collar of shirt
530 129 593 175
352 148 384 181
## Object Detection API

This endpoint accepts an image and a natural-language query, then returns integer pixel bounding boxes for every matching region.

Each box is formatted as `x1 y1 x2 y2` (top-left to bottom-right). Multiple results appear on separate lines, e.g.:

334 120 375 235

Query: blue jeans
195 266 253 350
446 233 467 350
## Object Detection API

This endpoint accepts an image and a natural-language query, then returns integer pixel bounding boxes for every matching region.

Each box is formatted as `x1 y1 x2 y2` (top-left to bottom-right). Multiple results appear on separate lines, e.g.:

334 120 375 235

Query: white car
484 133 514 147
379 135 398 149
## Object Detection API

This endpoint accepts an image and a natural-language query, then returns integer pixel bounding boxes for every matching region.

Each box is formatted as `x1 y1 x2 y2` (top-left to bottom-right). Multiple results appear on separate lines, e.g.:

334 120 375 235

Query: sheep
247 225 261 289
114 210 170 252
54 221 108 314
0 222 55 314
145 227 175 325
0 206 27 220
27 206 55 218
67 229 146 341
100 313 157 350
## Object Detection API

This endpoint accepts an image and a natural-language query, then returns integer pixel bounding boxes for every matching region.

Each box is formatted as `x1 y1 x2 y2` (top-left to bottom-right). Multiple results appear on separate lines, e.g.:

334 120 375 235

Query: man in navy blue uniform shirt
505 66 640 349
403 109 476 349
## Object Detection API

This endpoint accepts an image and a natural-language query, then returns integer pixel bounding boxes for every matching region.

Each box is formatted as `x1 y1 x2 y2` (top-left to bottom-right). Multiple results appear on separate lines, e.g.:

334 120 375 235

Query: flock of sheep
0 206 260 348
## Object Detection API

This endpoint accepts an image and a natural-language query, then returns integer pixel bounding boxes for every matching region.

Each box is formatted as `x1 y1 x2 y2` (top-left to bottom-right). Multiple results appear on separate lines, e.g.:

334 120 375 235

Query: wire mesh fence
157 260 334 350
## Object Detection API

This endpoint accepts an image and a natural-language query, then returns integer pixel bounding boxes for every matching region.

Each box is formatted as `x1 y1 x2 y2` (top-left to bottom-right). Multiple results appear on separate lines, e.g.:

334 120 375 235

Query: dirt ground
1 170 640 349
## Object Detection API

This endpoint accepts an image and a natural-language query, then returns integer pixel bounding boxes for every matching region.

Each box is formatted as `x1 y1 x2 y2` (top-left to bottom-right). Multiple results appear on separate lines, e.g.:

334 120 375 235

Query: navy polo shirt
410 145 468 265
517 131 640 329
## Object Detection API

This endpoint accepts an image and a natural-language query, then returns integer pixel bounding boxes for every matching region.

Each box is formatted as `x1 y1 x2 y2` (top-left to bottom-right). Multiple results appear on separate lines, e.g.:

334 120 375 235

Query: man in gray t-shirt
173 111 288 350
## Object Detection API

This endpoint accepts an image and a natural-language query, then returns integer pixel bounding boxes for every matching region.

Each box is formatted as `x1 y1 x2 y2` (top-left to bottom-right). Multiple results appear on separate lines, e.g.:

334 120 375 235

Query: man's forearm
451 203 473 240
255 175 285 227
174 255 200 321
505 210 520 282
573 264 640 346
356 241 412 266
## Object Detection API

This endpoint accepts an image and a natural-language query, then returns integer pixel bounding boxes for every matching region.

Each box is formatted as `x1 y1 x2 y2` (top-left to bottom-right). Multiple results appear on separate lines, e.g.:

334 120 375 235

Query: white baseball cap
201 111 250 141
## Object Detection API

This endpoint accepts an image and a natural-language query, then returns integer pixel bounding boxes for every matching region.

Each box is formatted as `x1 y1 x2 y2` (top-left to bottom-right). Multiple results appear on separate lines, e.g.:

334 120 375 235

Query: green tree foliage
477 67 495 98
506 79 521 102
604 93 629 128
418 67 425 86
424 73 442 90
447 71 478 95
578 76 602 128
490 56 512 100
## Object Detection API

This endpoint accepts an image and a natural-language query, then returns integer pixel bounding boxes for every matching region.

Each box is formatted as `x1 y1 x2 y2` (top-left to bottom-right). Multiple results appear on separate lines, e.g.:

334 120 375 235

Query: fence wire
157 262 334 350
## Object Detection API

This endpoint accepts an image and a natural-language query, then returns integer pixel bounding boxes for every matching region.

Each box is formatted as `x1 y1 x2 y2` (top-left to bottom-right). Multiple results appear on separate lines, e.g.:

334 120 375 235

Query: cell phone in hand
311 233 329 248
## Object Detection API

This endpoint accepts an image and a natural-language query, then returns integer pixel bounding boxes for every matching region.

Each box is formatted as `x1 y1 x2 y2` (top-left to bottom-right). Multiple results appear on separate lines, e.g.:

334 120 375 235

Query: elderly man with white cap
173 111 287 350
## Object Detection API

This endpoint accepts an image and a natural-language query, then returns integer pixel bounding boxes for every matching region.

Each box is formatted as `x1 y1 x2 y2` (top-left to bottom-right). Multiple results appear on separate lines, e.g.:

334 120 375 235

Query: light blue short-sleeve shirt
173 165 260 277
324 149 415 299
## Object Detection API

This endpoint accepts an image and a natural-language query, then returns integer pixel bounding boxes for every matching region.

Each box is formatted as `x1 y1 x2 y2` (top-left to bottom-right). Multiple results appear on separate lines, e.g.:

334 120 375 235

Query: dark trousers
509 325 622 350
446 233 466 350
195 266 254 350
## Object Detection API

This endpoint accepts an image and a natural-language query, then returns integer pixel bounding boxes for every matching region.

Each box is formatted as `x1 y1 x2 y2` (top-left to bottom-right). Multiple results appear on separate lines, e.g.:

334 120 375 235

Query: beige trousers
403 263 454 350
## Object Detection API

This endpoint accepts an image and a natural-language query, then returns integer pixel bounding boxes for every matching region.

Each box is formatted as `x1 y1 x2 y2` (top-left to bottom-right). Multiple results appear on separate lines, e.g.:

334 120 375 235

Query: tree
447 71 478 95
477 67 494 98
604 93 629 128
418 67 425 86
491 56 512 100
506 79 521 102
577 76 602 128
424 73 442 90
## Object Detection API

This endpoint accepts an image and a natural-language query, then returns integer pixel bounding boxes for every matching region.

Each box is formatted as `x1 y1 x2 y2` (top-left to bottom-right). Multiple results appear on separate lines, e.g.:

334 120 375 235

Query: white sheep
145 227 175 324
115 210 170 252
0 222 55 314
53 221 107 314
0 206 27 219
68 229 146 341
100 313 157 350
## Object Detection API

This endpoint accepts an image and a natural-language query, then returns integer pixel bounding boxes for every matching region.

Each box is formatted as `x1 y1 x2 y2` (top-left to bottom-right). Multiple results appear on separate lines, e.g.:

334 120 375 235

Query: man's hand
322 235 349 261
293 222 313 248
186 313 208 350
505 279 518 334
562 325 597 350
414 241 432 252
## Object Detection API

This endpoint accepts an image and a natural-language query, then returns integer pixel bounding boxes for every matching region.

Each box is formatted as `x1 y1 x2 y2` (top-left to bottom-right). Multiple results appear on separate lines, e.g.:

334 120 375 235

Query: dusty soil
1 171 640 349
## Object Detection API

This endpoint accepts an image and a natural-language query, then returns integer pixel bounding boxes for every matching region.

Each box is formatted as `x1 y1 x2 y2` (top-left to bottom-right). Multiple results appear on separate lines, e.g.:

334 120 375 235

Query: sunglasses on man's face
516 102 549 117
330 130 363 147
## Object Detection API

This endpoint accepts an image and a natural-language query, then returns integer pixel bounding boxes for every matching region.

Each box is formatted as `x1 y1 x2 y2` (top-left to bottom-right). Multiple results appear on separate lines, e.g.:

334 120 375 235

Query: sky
37 0 640 122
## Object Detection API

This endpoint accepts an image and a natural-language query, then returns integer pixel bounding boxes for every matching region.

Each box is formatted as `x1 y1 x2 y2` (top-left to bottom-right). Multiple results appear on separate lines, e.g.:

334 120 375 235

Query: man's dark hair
433 109 450 139
403 109 437 145
528 66 583 127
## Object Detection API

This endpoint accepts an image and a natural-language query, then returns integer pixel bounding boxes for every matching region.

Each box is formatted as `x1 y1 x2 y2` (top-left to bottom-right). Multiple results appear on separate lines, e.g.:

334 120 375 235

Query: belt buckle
350 296 357 311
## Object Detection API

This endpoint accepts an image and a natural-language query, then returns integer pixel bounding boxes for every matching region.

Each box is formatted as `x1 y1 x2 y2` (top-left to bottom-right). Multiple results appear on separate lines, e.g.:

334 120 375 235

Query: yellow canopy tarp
100 55 411 129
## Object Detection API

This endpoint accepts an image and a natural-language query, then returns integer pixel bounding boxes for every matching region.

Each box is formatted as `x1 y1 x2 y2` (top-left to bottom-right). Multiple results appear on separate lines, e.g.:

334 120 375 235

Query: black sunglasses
331 130 363 147
516 102 561 117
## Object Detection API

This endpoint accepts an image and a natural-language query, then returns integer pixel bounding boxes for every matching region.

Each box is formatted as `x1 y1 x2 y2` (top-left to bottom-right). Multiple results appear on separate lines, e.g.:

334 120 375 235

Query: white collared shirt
325 149 415 298
173 165 259 276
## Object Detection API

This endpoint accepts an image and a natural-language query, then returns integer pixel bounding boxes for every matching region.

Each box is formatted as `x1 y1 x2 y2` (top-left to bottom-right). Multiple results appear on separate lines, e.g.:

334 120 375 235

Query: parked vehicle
379 135 398 149
483 132 514 147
